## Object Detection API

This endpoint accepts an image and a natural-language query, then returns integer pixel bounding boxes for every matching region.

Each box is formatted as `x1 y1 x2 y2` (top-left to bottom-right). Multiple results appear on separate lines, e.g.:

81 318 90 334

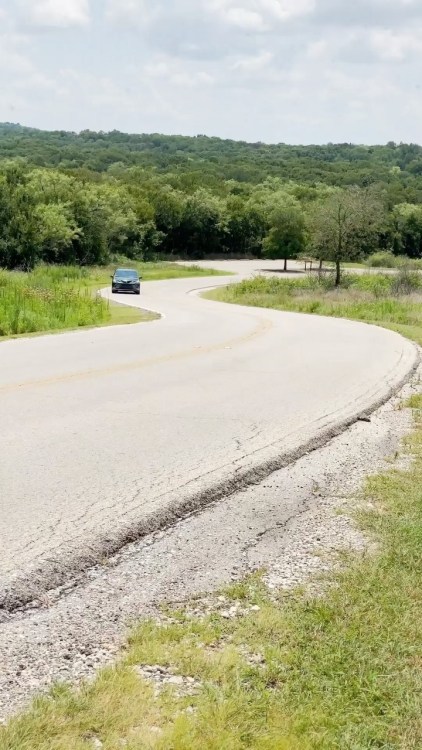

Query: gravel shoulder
1 363 420 720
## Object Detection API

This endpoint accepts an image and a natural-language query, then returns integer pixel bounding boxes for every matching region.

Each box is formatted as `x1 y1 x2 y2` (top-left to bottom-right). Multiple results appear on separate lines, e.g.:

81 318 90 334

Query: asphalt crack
1 353 418 617
0 366 419 718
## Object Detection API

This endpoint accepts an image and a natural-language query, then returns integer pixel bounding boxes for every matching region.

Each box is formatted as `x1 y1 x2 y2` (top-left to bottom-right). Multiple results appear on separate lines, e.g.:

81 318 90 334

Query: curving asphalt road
0 260 418 610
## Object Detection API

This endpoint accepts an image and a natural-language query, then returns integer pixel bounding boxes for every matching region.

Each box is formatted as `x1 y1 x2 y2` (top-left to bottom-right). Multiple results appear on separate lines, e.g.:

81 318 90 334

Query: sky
0 0 421 144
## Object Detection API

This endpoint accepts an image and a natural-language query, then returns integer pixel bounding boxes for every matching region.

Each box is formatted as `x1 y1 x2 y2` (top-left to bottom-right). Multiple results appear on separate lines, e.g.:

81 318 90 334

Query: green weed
207 272 422 346
0 262 228 339
0 271 109 336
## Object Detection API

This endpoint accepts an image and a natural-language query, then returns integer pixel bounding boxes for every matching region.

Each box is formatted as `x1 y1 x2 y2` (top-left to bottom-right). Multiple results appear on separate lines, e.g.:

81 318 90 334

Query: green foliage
366 250 398 267
0 268 109 336
391 266 422 296
1 126 422 270
1 124 422 195
366 252 422 270
0 262 227 338
207 273 422 348
262 197 306 268
307 186 385 283
392 203 422 259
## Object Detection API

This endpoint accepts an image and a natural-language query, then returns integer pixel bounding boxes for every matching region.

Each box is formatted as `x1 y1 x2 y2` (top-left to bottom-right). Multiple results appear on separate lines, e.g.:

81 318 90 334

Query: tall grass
0 267 109 337
208 271 422 346
366 251 422 270
0 261 230 338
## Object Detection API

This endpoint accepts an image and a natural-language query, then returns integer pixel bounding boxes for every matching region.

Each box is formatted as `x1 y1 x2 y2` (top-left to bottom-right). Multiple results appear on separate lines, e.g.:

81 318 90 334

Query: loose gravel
0 364 420 720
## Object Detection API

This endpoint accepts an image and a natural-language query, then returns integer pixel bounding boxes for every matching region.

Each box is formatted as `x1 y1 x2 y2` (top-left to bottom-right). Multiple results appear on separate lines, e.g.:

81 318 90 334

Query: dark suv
111 268 141 295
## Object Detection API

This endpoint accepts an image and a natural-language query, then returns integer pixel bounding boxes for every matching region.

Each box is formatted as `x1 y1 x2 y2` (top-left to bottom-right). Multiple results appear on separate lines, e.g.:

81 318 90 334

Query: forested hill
1 122 422 189
2 122 422 271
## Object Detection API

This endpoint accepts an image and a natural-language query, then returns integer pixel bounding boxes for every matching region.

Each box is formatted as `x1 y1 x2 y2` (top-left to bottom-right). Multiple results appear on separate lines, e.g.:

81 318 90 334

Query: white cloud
56 67 178 119
208 0 314 27
231 50 273 70
370 28 422 61
306 39 328 60
144 56 215 87
2 0 422 142
0 33 34 75
19 0 90 28
105 0 156 27
224 7 267 30
105 0 314 32
260 0 315 21
0 29 60 124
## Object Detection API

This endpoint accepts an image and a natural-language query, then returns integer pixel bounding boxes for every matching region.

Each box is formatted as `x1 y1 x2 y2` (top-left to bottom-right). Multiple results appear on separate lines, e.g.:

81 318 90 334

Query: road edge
1 329 419 617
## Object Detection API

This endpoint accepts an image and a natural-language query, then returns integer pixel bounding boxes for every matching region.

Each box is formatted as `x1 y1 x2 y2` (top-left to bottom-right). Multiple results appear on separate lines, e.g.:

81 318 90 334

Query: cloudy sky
0 0 421 144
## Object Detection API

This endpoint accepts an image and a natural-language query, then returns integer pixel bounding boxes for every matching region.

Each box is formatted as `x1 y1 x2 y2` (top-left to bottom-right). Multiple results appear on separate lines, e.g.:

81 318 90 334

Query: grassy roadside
1 272 421 748
309 252 422 271
0 262 228 339
1 398 422 749
205 271 422 347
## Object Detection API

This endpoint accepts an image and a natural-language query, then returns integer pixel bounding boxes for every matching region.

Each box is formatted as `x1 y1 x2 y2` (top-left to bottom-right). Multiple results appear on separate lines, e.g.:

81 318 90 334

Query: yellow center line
1 316 274 393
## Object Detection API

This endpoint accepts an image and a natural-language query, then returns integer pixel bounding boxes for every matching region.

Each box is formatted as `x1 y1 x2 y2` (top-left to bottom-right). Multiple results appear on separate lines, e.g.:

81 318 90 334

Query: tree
34 203 80 262
262 199 306 270
1 130 422 271
147 185 185 256
0 162 41 269
70 186 110 265
392 203 422 259
225 196 266 257
307 186 384 285
177 189 226 258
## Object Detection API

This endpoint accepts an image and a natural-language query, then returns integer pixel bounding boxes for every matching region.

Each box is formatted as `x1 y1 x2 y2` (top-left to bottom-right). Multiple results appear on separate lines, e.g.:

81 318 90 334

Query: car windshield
115 269 138 279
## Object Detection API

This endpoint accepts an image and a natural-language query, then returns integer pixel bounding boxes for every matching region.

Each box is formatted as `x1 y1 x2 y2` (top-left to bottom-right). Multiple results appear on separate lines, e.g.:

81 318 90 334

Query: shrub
366 251 398 268
391 267 422 296
395 256 422 271
305 271 354 291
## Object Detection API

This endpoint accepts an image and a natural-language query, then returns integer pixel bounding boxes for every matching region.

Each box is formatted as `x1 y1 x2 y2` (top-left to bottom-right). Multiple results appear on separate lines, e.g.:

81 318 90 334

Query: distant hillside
1 123 422 189
1 123 422 270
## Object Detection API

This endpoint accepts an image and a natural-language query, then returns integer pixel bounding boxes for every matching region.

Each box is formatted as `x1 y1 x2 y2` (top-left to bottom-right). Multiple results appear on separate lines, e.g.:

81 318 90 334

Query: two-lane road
0 261 417 609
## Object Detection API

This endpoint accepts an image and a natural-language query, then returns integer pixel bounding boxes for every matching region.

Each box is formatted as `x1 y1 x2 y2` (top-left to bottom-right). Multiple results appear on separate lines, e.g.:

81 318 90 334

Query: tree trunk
284 257 287 272
335 260 341 286
319 259 323 271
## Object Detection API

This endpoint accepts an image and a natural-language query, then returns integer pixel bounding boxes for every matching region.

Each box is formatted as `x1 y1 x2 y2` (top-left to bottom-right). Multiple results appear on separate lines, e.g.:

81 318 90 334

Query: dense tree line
1 124 422 271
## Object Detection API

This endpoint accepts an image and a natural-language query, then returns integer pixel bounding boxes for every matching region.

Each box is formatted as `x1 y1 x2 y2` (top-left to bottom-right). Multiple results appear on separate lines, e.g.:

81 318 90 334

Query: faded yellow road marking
1 315 273 393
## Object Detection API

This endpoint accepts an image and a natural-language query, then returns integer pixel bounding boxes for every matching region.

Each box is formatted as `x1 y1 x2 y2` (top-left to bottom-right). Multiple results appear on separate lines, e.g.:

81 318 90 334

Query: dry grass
206 271 422 347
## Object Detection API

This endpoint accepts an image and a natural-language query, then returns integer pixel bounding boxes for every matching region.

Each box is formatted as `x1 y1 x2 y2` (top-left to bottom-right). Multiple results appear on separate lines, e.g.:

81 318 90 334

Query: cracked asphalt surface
0 260 418 611
0 369 417 717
